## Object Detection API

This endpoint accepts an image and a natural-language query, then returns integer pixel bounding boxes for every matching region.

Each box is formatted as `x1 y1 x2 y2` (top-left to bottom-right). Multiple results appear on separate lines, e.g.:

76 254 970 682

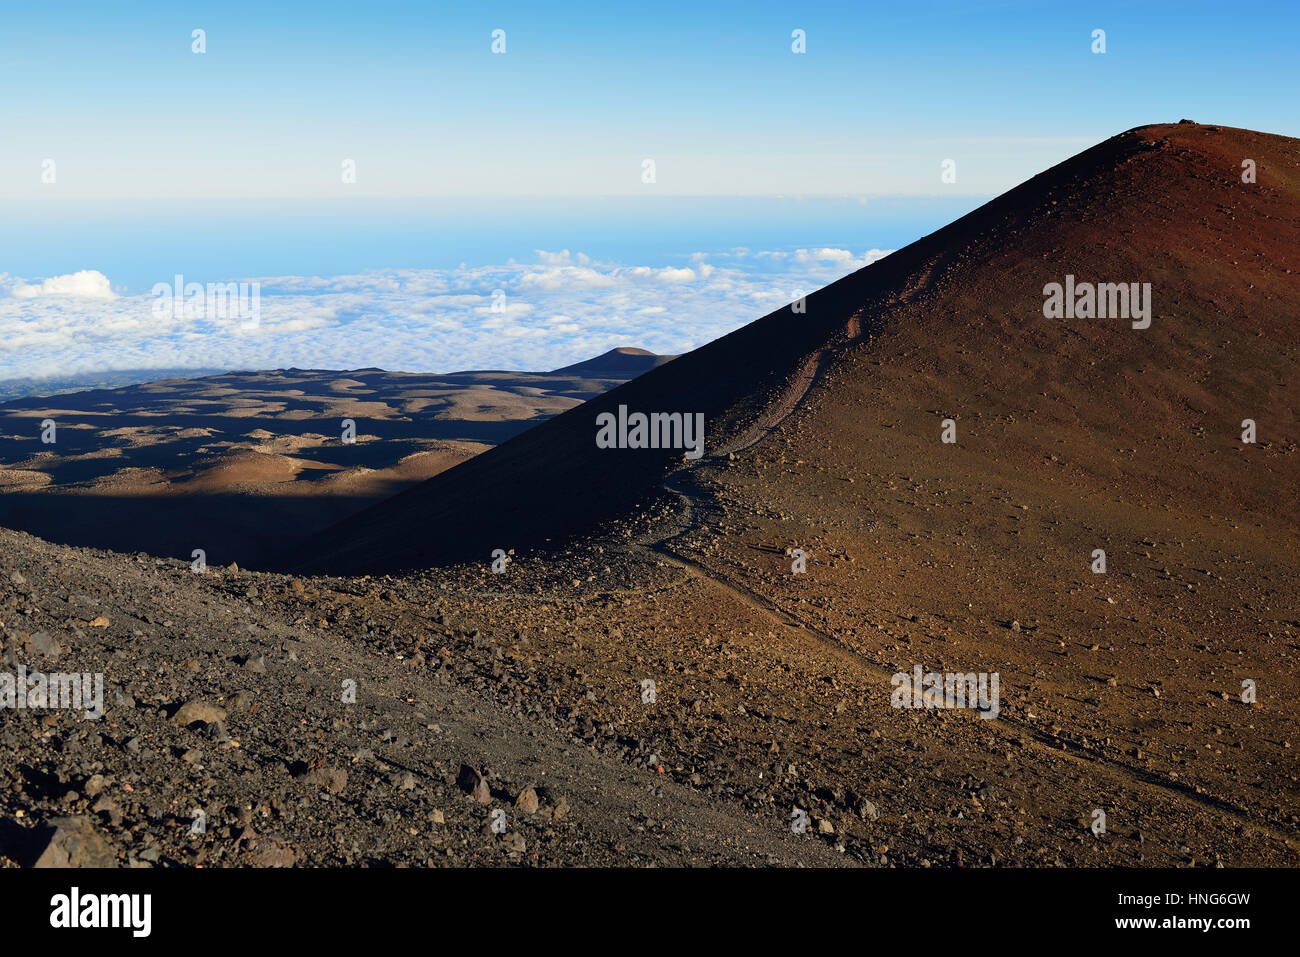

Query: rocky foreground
1 526 853 868
3 481 1295 868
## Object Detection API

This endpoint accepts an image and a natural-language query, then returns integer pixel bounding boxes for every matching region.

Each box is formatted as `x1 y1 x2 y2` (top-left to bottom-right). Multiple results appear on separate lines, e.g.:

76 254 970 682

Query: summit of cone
289 122 1300 575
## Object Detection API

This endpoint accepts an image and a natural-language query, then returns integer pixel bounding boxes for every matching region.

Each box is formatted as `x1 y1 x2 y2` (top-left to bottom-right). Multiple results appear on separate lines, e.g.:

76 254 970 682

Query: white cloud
793 248 894 269
0 247 894 381
517 265 617 291
534 249 592 267
794 248 856 265
10 270 117 299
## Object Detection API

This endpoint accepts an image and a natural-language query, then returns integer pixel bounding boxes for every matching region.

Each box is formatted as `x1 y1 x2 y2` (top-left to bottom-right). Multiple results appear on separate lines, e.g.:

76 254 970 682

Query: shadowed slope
0 354 670 566
291 122 1300 575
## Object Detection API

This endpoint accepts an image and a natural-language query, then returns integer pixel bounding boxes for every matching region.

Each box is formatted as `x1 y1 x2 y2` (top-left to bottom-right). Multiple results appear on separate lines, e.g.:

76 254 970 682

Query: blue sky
3 0 1295 199
1 1 1296 381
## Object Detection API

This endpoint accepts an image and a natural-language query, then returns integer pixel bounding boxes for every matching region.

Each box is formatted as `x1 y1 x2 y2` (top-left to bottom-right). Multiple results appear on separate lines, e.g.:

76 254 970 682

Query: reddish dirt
287 123 1300 865
3 124 1296 868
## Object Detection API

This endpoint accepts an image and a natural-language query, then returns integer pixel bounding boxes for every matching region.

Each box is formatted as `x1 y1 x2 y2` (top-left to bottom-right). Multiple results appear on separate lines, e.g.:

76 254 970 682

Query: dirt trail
715 310 867 459
618 268 1300 857
644 540 1297 849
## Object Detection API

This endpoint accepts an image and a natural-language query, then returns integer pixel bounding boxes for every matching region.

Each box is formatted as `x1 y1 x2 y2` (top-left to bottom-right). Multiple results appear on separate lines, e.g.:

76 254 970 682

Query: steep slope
650 121 1300 856
277 124 1300 865
292 122 1300 575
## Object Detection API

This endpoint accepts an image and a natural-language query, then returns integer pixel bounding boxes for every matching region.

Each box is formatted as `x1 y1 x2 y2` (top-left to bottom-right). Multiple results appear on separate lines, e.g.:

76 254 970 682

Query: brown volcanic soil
283 122 1297 864
295 122 1300 573
0 531 847 867
0 351 671 567
1 124 1297 869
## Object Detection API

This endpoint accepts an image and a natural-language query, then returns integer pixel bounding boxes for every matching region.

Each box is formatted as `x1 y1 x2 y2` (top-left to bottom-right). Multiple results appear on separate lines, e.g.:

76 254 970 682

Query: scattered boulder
298 766 348 794
26 631 61 660
171 700 227 727
249 836 295 868
515 787 540 815
457 764 492 804
91 795 122 826
201 721 230 744
32 816 116 868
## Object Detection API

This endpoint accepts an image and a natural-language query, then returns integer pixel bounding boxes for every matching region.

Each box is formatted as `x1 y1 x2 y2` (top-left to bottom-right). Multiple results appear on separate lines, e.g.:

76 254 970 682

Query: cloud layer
0 248 891 382
11 269 117 300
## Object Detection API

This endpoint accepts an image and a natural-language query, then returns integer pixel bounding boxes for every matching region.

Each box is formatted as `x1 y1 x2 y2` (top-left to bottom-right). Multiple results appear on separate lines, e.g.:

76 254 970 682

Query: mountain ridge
291 121 1300 575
